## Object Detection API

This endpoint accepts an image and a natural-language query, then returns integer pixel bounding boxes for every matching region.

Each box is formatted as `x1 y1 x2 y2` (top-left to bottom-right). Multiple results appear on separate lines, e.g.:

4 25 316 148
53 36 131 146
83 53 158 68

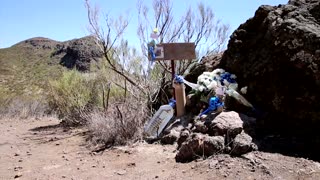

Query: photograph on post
154 46 164 59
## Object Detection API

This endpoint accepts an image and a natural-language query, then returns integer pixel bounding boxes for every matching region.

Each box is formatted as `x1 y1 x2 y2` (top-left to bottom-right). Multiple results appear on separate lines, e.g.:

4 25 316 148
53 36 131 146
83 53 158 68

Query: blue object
168 98 176 108
220 72 237 85
149 46 156 62
199 96 224 116
174 75 184 84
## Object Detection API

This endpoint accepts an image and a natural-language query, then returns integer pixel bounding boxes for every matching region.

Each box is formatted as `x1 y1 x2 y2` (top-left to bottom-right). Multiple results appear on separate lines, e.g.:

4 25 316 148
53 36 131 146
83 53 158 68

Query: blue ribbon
174 74 184 84
199 96 224 116
220 72 237 85
168 98 176 108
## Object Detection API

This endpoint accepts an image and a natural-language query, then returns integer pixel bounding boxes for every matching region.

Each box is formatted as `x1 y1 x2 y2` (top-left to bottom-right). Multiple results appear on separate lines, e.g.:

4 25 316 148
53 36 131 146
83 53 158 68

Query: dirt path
1 117 320 180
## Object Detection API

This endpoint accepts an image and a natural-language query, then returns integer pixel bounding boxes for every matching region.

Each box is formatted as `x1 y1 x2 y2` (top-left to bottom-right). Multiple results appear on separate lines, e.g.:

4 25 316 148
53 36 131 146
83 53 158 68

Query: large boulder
219 0 320 134
209 111 243 137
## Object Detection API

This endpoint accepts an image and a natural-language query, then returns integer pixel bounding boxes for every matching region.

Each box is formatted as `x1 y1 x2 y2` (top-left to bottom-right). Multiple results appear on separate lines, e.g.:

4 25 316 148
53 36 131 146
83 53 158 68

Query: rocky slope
218 0 320 134
184 0 320 160
13 36 103 71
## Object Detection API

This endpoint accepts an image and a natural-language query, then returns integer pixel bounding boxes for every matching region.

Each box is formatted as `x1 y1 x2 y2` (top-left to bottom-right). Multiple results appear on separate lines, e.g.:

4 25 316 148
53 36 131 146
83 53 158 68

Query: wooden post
171 59 175 100
173 81 186 117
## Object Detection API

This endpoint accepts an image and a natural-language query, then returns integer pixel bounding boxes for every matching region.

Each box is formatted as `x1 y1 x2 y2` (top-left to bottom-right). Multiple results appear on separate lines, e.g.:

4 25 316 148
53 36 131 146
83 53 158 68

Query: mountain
0 36 103 112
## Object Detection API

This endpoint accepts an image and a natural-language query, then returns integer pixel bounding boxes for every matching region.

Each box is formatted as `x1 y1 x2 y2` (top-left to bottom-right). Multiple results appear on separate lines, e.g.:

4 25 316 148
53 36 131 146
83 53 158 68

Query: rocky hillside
219 0 320 134
184 0 320 160
0 36 103 114
10 36 103 71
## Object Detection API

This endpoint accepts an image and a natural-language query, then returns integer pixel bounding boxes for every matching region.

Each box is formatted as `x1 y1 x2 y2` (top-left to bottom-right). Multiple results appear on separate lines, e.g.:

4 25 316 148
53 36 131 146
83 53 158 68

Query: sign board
153 43 196 60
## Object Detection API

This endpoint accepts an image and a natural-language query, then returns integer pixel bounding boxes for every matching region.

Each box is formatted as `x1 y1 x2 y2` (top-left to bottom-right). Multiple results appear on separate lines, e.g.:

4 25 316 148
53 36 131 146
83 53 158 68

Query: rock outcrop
17 36 103 72
52 36 103 71
219 0 320 134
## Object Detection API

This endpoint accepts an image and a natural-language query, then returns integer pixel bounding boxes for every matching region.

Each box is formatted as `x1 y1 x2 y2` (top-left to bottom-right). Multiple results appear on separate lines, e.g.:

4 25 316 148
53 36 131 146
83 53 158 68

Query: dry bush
87 98 149 146
0 97 48 119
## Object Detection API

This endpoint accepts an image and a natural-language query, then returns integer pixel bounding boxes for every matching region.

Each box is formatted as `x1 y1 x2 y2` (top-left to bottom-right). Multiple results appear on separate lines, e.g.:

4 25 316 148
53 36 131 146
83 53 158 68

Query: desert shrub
87 98 150 146
47 69 99 125
47 68 129 125
0 85 49 119
0 96 48 119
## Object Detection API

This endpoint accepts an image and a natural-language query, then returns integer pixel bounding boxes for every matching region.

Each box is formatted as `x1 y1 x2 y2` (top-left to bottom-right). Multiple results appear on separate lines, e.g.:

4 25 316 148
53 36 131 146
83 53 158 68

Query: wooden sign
153 43 196 60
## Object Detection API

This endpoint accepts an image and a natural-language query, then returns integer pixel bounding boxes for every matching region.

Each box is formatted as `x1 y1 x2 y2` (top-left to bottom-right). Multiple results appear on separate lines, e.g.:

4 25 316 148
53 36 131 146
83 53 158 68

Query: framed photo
154 46 164 59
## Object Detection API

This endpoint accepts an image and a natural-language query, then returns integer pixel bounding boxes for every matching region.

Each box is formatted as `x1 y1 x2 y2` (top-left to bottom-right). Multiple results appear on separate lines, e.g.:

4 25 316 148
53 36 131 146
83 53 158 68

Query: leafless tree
85 0 165 110
85 0 147 95
137 0 230 106
137 0 230 76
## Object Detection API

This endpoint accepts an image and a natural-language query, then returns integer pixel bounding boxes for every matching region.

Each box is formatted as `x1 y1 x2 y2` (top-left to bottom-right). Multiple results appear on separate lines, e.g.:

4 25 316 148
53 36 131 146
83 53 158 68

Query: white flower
223 79 230 86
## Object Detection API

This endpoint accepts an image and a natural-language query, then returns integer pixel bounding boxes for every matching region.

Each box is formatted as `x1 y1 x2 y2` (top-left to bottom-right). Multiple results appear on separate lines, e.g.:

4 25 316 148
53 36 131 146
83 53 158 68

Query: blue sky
0 0 288 49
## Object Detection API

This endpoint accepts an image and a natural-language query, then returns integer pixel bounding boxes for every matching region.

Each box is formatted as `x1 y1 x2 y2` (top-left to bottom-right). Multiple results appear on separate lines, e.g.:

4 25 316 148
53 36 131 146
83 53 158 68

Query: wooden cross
150 42 196 81
150 43 196 117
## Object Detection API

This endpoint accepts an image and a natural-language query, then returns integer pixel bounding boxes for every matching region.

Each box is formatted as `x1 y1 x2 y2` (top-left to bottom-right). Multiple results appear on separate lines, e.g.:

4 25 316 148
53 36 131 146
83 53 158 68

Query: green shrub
47 69 128 125
47 70 99 125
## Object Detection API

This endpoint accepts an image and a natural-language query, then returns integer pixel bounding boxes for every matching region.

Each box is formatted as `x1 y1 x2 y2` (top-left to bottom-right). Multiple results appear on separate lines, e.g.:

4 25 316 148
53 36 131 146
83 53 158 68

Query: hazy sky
0 0 288 48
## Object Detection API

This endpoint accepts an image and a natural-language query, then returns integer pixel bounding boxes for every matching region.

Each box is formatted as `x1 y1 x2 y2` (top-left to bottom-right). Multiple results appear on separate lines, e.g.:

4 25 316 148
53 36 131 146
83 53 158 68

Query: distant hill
0 36 103 111
3 36 103 71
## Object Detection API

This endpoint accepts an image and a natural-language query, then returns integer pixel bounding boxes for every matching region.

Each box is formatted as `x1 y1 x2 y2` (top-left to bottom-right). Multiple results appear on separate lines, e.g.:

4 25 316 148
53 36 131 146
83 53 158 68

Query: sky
0 0 288 49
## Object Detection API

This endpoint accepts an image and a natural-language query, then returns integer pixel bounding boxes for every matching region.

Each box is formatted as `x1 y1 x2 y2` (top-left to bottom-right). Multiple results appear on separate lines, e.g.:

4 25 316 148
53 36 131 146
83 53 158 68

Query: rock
177 129 191 148
14 166 22 171
231 132 253 155
161 129 180 144
175 133 224 162
203 136 225 156
209 111 243 137
219 0 320 134
14 173 22 179
52 36 103 72
116 170 127 175
194 121 208 133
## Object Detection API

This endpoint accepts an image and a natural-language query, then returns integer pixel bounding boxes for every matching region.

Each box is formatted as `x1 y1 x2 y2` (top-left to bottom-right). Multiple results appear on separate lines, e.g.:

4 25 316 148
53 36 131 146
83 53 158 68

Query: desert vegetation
0 0 229 148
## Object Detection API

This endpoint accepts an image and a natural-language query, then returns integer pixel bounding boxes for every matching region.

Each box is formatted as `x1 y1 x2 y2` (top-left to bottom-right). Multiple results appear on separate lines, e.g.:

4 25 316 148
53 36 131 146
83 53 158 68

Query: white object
144 105 174 138
240 86 248 94
183 79 200 90
226 89 253 108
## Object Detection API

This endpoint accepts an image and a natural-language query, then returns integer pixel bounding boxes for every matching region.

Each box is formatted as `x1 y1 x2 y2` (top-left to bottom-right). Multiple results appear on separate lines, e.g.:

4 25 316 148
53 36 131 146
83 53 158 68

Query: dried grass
87 98 150 147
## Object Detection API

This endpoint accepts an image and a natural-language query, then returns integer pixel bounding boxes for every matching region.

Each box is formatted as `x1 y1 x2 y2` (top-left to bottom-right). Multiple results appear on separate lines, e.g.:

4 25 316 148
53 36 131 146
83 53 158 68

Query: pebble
14 166 22 171
14 173 22 179
116 170 127 175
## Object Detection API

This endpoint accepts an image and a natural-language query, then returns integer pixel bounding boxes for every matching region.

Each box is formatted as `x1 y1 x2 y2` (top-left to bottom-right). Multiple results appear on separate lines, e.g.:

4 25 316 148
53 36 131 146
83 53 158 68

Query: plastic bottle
144 99 176 138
